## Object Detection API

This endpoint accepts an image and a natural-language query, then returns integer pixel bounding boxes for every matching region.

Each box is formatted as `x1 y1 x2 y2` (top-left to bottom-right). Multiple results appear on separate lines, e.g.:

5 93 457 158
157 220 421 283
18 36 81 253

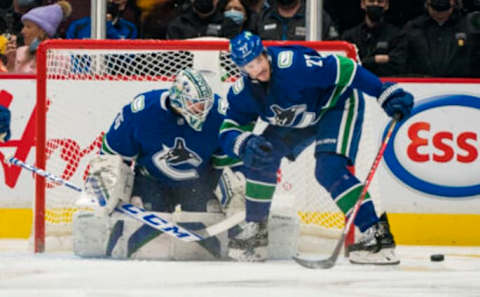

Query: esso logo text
407 121 477 163
383 94 480 198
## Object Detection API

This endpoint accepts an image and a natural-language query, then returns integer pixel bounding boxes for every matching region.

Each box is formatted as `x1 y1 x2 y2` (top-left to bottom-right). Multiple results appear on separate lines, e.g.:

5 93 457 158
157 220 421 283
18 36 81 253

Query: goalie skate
348 213 400 265
228 220 268 262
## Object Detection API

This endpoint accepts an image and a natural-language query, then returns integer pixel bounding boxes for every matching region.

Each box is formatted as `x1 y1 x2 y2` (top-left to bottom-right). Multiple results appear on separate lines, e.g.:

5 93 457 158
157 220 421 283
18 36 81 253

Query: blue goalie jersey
102 89 235 185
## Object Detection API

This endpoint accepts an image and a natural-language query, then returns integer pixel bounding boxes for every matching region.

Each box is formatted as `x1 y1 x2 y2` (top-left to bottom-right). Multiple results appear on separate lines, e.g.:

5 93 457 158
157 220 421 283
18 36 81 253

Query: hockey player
74 68 246 259
220 31 414 263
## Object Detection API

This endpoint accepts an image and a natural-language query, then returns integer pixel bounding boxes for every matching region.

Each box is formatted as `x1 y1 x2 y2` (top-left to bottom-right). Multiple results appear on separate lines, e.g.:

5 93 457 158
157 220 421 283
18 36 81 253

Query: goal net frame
35 39 369 253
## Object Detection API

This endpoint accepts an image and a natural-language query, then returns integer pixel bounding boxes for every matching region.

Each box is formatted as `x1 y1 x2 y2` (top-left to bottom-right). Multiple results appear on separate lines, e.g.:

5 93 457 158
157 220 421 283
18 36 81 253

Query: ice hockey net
35 39 383 253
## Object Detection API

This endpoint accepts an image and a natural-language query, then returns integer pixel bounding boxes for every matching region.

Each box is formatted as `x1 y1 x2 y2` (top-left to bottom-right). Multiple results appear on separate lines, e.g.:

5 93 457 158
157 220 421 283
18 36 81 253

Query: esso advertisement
384 94 480 198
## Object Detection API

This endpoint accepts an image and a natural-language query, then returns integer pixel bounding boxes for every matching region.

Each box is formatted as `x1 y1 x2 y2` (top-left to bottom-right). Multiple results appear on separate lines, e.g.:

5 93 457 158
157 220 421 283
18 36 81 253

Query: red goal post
34 39 370 253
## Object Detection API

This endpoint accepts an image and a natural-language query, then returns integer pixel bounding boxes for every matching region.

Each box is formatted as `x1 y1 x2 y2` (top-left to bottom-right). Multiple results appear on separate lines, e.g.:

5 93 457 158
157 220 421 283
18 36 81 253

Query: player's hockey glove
378 82 414 120
0 106 11 142
238 135 274 169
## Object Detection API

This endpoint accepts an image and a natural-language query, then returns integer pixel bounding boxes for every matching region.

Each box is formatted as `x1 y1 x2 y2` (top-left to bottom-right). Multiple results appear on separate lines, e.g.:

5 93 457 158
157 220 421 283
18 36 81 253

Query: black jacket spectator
402 10 474 77
342 23 405 76
256 0 339 40
220 0 257 38
167 5 224 39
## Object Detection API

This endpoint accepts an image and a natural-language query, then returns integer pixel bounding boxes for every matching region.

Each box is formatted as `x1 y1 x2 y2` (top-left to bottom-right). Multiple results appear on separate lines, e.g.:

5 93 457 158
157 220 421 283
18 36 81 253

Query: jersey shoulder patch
277 50 294 69
130 95 145 113
232 77 245 95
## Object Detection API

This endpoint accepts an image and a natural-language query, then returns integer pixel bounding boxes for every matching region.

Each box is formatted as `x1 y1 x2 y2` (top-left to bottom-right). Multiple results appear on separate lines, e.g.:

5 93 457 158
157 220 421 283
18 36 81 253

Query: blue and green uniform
220 45 384 231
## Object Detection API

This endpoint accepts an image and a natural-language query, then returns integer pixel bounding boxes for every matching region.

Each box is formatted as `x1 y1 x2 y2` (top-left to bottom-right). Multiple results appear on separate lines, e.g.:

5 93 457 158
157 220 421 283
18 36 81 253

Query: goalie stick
8 157 245 242
293 117 399 269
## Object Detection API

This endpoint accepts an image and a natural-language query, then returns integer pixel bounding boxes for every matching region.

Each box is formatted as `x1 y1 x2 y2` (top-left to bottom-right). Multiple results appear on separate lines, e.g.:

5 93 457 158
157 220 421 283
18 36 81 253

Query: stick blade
293 255 336 269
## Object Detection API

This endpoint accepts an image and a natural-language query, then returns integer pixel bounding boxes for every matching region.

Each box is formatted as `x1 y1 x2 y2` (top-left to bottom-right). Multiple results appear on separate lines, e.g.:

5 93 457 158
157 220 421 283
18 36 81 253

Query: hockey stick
8 157 245 242
293 117 399 269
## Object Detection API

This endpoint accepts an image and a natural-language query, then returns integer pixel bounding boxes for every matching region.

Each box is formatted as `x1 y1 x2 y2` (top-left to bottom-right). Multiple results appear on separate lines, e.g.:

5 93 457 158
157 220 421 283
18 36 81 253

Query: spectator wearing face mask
167 0 224 39
221 0 256 38
5 0 71 73
255 0 339 41
342 0 405 76
401 0 476 77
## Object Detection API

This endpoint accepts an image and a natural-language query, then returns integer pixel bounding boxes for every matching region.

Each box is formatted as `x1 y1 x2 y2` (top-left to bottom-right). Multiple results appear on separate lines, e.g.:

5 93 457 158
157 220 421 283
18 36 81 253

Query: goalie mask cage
35 39 383 253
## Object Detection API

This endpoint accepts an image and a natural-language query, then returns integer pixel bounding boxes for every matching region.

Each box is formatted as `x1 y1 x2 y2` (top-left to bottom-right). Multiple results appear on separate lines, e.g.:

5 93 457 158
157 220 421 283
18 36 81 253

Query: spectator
342 0 405 76
167 0 225 39
139 0 187 39
5 0 72 73
221 0 255 38
114 0 141 28
402 0 475 77
256 0 339 41
240 0 270 14
66 0 138 39
1 0 25 39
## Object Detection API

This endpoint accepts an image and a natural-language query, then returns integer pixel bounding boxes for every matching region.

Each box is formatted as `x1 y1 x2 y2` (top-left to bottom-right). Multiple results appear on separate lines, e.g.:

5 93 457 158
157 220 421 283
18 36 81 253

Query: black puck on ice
430 254 445 262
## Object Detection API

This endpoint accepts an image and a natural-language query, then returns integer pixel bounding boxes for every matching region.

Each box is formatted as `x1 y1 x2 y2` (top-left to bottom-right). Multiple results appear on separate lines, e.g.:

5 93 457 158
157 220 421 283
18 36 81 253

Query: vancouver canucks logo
153 137 202 180
267 104 307 126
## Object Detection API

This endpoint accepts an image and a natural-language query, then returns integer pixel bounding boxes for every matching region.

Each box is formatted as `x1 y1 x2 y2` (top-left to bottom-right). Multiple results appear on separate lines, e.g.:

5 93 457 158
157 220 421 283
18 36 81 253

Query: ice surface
0 240 479 297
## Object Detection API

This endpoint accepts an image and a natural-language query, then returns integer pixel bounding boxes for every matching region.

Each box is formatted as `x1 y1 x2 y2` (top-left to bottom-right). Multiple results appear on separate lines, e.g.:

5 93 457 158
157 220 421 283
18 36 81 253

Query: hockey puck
430 254 445 262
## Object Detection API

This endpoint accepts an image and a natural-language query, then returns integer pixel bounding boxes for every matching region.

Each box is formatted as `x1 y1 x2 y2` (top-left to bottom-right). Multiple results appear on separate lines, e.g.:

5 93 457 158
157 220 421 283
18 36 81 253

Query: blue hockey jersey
102 89 237 185
220 45 385 158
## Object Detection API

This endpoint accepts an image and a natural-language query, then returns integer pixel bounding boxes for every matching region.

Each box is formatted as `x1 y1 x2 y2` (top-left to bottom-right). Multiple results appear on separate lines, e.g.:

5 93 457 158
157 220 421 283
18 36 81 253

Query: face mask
224 9 245 24
365 5 385 22
193 0 214 14
429 0 452 11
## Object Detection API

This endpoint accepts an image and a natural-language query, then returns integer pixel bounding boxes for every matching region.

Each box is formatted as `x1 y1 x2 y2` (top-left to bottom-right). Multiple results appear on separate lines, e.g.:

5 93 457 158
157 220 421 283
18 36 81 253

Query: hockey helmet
229 31 264 67
169 68 214 131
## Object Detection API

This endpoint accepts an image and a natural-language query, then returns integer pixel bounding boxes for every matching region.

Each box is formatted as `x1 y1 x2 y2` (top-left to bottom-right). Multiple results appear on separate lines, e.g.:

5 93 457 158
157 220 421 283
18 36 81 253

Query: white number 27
304 54 323 68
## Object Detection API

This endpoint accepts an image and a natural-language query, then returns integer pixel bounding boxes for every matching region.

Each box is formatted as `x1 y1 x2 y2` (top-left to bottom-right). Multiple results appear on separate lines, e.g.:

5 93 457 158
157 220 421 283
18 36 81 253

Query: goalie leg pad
73 210 228 260
73 211 111 258
171 211 228 260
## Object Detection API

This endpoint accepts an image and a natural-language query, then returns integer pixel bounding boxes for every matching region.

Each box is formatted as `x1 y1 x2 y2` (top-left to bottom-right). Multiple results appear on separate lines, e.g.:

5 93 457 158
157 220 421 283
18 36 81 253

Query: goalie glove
85 154 134 216
214 167 246 215
377 82 414 120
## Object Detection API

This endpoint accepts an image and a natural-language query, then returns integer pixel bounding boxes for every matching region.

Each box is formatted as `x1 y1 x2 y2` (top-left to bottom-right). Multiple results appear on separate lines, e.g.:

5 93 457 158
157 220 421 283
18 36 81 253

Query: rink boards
0 75 479 245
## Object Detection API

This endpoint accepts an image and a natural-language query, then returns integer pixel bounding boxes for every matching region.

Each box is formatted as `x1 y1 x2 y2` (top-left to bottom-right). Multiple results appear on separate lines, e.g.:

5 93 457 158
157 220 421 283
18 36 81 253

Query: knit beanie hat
21 1 72 37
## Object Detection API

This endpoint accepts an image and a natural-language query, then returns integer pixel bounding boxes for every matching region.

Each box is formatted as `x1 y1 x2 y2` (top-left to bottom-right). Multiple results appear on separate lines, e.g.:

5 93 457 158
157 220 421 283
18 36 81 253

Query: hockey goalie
73 68 297 260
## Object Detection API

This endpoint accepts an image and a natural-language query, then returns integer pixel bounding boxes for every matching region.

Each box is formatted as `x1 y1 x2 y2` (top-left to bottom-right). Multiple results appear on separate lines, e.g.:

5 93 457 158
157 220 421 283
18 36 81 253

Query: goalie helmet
169 68 214 131
230 31 264 67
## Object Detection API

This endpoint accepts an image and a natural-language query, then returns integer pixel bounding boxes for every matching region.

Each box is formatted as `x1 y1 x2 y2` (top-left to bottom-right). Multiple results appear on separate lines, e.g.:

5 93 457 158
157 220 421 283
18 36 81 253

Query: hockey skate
348 213 400 265
228 220 268 262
